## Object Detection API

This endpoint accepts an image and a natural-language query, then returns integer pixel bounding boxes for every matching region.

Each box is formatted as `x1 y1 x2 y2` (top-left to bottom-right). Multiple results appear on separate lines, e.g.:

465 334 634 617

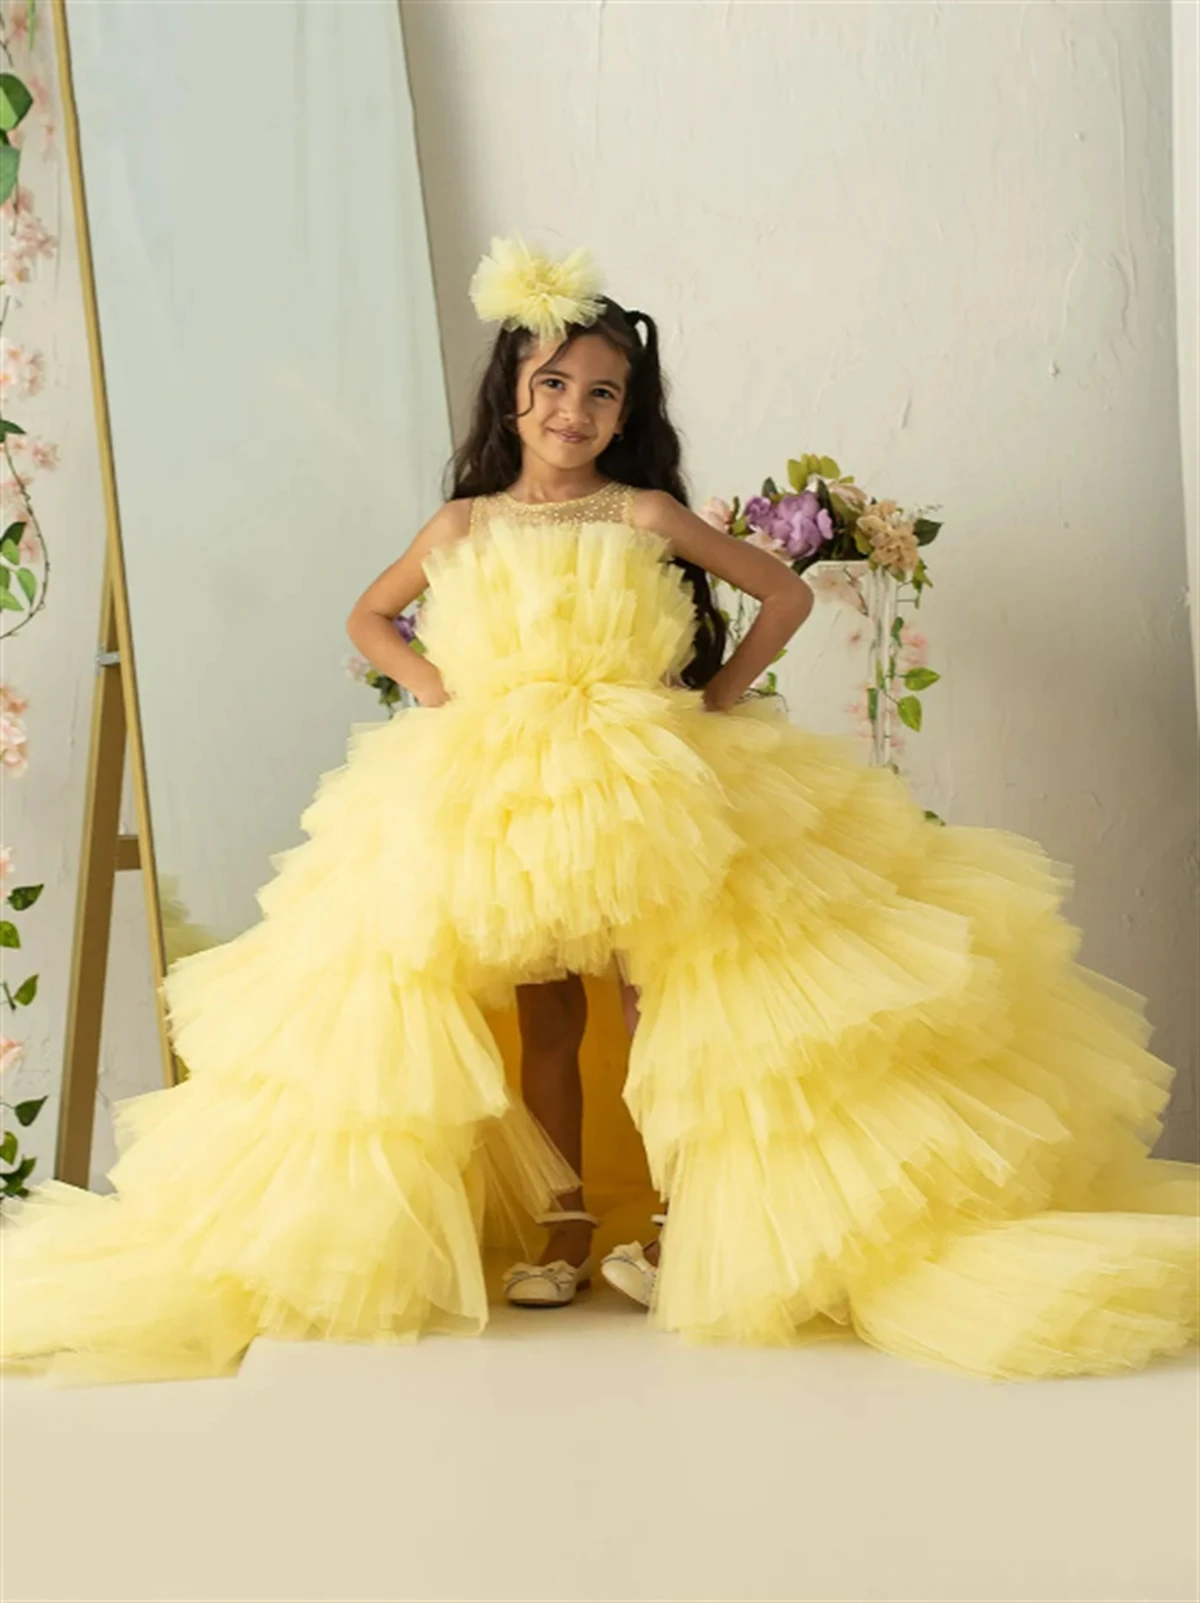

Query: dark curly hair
445 297 726 689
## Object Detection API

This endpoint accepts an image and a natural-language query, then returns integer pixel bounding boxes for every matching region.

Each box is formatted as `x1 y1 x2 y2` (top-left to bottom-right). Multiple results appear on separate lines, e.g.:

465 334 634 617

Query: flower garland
0 0 57 1199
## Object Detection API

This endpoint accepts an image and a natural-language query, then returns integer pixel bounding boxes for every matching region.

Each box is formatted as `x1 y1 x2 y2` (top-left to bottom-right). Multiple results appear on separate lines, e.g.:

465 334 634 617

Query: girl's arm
346 501 469 708
634 491 814 711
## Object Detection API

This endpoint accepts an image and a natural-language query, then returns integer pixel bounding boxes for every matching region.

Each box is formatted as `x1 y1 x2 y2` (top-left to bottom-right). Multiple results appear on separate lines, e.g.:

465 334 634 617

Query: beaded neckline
498 483 620 510
469 480 636 537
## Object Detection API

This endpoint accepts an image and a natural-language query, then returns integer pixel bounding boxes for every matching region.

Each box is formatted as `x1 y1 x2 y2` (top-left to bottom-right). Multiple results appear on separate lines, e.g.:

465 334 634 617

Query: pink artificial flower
807 565 867 615
0 345 45 401
344 654 370 682
899 627 929 669
0 685 29 717
1 187 57 281
744 527 791 562
0 845 13 885
1 711 28 775
699 498 733 532
845 697 873 743
8 433 57 472
17 526 40 565
0 1038 24 1076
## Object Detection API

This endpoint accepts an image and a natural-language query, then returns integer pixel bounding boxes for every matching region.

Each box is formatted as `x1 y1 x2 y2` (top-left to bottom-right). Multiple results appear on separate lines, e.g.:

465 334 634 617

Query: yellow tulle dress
4 483 1197 1383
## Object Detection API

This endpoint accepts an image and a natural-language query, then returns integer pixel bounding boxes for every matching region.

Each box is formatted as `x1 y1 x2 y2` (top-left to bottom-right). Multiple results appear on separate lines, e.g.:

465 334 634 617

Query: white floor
2 1289 1197 1603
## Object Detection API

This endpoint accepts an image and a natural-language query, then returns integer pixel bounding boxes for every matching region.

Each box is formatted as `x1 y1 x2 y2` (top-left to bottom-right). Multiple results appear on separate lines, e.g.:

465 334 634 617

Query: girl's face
514 333 630 473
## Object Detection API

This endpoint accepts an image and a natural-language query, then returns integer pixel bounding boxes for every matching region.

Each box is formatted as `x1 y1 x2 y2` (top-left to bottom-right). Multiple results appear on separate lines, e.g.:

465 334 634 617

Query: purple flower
744 493 833 561
393 612 419 643
743 496 775 531
765 492 834 561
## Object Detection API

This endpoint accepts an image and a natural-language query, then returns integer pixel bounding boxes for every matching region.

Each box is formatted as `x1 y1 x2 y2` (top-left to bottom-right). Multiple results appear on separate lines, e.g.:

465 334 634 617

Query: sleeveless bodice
420 483 696 699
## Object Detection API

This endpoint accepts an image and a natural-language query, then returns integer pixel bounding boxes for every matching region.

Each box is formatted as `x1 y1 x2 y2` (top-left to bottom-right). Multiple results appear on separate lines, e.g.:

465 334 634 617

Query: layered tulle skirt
3 676 1196 1383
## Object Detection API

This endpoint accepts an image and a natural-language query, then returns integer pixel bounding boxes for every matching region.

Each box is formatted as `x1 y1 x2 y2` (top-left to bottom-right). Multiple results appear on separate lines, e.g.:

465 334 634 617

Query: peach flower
0 1038 24 1076
699 498 733 532
744 527 791 562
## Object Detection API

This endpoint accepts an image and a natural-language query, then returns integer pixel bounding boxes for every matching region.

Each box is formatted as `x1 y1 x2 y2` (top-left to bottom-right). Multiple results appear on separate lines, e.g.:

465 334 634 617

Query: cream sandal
600 1213 667 1308
502 1211 597 1308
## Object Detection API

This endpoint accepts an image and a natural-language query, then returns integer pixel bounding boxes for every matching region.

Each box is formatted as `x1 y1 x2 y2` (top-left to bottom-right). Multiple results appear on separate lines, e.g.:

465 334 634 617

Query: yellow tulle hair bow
469 237 606 344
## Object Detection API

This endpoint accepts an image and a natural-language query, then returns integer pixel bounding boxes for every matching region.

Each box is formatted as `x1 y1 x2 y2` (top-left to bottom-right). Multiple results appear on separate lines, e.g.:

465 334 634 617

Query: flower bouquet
346 607 424 715
702 454 943 772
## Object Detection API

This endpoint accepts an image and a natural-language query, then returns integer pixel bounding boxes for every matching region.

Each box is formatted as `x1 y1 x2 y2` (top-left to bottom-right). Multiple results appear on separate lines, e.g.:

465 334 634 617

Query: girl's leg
618 979 662 1267
517 974 592 1268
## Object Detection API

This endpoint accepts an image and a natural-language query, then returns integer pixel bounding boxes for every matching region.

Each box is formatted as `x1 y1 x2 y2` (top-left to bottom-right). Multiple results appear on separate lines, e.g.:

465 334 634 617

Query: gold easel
52 0 176 1188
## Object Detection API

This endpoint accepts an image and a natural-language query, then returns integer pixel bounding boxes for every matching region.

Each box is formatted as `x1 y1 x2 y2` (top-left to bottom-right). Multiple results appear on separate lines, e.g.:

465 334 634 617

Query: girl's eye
593 388 616 401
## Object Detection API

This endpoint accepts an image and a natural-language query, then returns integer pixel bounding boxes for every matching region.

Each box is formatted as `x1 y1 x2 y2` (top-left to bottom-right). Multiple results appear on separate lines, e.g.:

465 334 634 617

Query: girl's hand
347 501 469 707
702 678 737 713
415 672 450 709
632 490 813 703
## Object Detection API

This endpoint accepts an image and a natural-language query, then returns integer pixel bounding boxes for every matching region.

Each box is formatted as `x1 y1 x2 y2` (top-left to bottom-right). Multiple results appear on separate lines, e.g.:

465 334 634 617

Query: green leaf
7 884 42 911
0 920 19 948
0 537 20 565
16 567 35 603
0 587 23 612
2 1154 36 1193
891 615 905 645
817 456 841 479
0 1130 16 1164
903 668 941 692
0 417 26 441
867 688 878 722
898 695 923 732
14 1098 45 1128
0 566 9 589
0 142 18 210
924 809 946 825
786 459 806 492
914 518 942 546
0 75 33 133
13 974 37 1007
761 477 779 498
764 670 778 694
3 519 26 542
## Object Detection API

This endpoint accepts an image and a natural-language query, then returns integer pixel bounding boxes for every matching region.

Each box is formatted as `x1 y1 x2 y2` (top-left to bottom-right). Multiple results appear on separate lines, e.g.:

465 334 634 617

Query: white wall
403 0 1200 1155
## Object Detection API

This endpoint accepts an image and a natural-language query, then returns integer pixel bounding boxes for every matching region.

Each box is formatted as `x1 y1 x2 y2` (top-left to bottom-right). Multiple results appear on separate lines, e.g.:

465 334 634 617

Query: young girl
3 239 1196 1385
